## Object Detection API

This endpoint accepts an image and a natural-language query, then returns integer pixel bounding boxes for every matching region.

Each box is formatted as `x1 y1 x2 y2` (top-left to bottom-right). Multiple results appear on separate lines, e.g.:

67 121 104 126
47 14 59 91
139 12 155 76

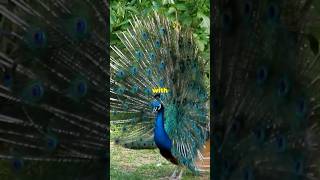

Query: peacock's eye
267 4 279 21
76 19 87 33
123 102 129 110
32 84 43 97
33 31 45 45
254 126 267 145
149 53 156 61
155 40 161 48
294 159 304 174
117 87 125 95
142 32 149 40
146 68 152 76
296 98 307 117
135 51 144 60
116 70 125 79
144 88 151 95
131 66 137 74
256 66 268 84
13 159 23 170
77 82 87 94
47 137 58 149
159 27 166 36
131 85 138 93
159 79 164 87
277 78 289 96
159 61 165 70
276 135 283 147
274 134 288 153
3 73 12 87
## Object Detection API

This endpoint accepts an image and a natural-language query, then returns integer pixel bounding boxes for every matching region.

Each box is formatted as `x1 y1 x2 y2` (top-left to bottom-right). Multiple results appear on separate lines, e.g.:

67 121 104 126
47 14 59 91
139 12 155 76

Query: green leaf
118 19 130 27
193 33 204 52
175 3 187 11
167 6 176 15
125 6 139 14
129 0 137 6
162 0 175 5
152 1 160 9
197 13 210 33
117 7 125 18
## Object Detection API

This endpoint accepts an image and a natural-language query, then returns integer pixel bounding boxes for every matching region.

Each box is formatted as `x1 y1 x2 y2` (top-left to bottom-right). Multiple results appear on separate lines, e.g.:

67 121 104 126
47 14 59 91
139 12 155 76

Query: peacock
212 0 320 179
0 0 108 179
110 12 210 179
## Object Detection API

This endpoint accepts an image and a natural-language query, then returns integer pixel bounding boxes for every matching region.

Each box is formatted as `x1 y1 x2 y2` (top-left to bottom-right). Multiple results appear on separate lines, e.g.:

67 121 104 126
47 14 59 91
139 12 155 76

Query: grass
110 142 209 180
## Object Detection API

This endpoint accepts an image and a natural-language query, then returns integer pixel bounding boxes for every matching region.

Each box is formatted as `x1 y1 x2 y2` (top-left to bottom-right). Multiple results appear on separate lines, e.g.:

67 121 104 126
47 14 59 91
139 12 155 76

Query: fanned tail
110 12 210 173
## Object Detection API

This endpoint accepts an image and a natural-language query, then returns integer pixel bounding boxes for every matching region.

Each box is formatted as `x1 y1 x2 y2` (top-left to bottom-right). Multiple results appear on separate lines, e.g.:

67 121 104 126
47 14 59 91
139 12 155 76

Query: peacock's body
110 12 210 178
213 0 320 179
0 0 108 179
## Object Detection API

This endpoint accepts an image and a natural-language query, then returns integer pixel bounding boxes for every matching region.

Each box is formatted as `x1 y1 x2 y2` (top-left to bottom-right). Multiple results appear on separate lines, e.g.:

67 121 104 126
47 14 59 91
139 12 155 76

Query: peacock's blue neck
154 109 172 151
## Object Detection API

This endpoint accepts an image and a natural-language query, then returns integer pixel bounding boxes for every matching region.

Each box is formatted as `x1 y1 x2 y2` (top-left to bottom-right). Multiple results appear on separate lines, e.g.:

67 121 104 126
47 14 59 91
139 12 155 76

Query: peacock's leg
169 168 178 179
176 169 184 180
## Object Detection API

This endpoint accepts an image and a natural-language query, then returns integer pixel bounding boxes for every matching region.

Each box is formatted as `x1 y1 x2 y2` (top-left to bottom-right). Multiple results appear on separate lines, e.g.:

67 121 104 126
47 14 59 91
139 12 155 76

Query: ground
110 142 210 180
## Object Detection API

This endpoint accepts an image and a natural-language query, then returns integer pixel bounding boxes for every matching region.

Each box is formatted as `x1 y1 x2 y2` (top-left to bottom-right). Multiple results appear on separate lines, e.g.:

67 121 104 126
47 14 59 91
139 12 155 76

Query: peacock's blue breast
154 111 172 151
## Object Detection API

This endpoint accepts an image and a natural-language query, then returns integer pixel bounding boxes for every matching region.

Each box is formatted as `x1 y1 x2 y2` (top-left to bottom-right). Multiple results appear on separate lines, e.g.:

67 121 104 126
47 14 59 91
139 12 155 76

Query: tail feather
213 0 320 179
0 0 108 164
196 139 210 172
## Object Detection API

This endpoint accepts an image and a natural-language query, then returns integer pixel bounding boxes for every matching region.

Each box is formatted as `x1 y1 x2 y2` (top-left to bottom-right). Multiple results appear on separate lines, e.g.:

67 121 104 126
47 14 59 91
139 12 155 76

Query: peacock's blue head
151 94 164 113
151 100 163 113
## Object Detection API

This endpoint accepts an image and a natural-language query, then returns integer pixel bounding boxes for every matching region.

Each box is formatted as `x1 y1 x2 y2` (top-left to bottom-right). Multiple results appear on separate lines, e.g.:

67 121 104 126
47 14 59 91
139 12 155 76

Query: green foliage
111 0 210 54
